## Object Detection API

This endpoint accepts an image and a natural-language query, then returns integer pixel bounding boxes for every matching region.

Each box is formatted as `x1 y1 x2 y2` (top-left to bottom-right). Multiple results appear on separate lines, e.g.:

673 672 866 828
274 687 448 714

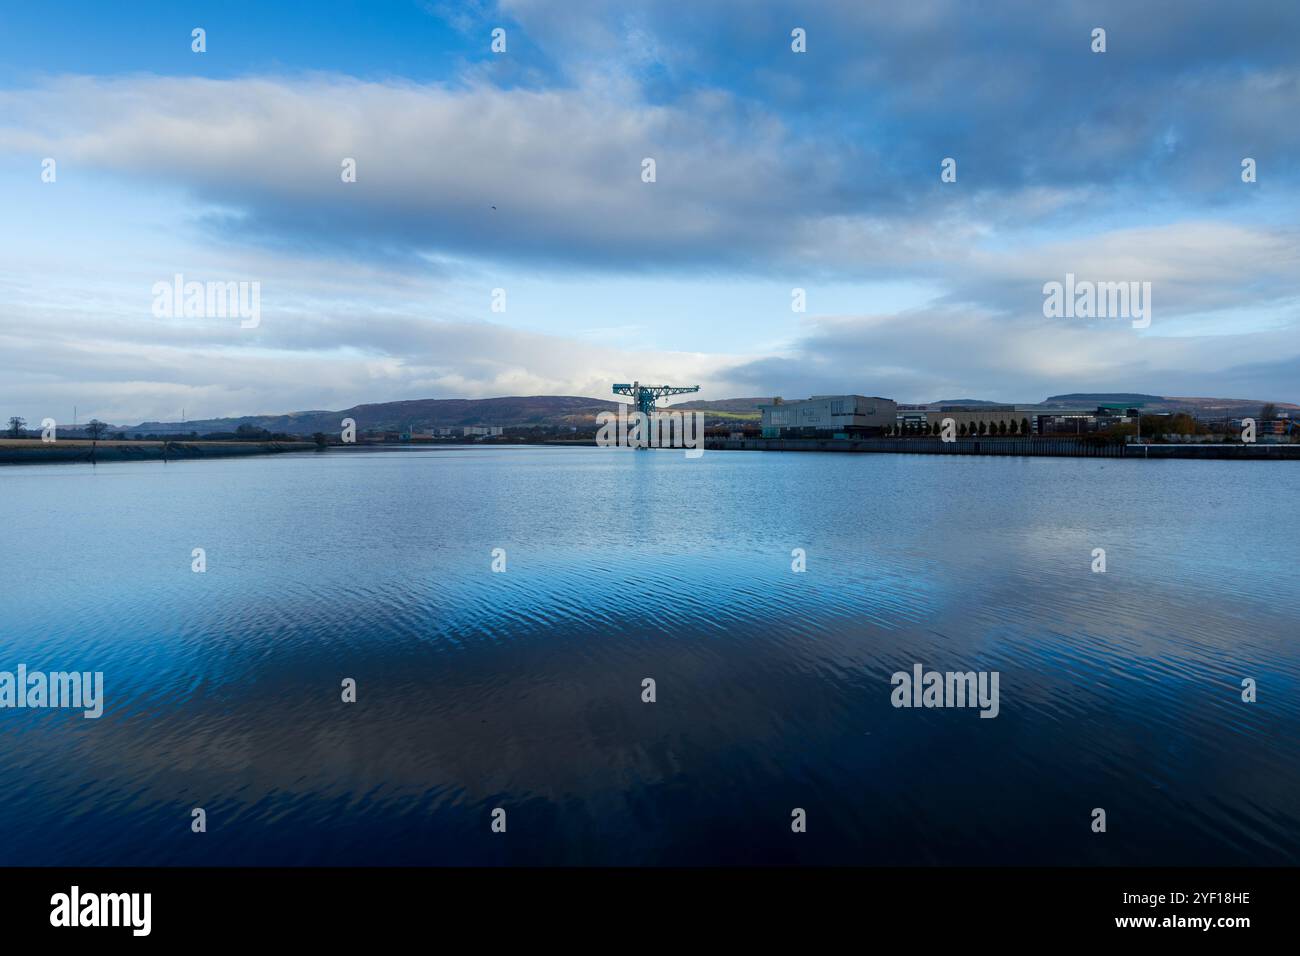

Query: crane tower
612 382 701 418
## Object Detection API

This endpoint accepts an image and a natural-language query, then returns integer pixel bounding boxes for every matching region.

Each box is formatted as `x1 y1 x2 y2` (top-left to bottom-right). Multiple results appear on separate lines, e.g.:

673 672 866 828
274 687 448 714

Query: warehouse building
922 405 1038 436
759 395 897 438
907 405 1099 436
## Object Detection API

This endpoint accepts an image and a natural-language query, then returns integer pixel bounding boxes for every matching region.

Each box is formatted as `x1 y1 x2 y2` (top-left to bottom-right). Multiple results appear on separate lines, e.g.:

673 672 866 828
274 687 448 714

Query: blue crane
612 382 701 418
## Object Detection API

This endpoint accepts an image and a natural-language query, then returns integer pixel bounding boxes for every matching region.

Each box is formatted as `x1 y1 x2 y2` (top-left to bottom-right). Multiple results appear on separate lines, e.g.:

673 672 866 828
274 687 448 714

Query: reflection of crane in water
612 382 701 418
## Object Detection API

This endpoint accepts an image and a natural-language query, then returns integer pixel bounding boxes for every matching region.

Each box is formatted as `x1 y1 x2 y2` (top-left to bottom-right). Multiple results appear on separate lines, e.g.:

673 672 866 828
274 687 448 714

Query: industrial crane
612 382 701 418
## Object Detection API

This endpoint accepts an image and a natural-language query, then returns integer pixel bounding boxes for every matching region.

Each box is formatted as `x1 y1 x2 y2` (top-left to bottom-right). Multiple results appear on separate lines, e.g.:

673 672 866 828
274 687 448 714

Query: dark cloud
722 307 1300 404
5 0 1297 275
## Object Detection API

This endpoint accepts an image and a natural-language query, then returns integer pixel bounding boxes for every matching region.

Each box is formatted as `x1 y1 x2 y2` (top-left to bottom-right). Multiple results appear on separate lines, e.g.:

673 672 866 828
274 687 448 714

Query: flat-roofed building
759 395 896 438
913 405 1098 437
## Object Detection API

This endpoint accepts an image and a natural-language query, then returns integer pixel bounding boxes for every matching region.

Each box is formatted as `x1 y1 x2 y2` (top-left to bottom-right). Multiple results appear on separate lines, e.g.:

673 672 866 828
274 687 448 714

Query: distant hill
128 396 620 435
1043 394 1298 415
1042 393 1165 407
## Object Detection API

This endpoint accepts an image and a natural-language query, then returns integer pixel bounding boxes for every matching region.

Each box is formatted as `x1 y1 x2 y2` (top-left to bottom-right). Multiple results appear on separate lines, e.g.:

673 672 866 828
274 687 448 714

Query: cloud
500 0 1300 195
0 290 757 424
948 221 1300 322
1 73 862 272
725 306 1300 404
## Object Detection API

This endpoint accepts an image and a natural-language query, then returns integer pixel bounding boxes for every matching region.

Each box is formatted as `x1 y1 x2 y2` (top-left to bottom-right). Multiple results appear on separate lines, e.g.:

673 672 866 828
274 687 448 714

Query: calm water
1 446 1297 865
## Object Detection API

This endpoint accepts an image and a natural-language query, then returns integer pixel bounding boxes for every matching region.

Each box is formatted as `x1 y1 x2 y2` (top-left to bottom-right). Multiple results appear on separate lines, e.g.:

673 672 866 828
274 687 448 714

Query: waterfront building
759 395 896 438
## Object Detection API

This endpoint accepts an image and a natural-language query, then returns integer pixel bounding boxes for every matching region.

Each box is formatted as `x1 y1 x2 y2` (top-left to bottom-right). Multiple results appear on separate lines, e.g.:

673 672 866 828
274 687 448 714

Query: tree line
4 417 299 442
884 418 1032 437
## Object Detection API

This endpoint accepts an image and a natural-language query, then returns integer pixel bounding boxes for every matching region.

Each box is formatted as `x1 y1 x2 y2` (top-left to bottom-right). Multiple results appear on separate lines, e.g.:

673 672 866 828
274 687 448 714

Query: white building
462 425 504 438
759 395 896 438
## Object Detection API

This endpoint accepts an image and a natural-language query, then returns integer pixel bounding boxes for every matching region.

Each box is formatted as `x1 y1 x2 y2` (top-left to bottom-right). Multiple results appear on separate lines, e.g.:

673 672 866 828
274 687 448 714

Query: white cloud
0 73 856 271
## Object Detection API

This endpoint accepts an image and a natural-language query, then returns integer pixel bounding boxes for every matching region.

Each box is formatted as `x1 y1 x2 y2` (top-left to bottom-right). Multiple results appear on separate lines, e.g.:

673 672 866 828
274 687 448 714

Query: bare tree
84 419 108 441
6 416 25 438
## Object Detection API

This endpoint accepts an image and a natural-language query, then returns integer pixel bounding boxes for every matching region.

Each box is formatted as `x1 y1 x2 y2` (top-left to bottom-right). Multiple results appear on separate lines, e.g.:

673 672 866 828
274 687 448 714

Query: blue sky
1 0 1298 424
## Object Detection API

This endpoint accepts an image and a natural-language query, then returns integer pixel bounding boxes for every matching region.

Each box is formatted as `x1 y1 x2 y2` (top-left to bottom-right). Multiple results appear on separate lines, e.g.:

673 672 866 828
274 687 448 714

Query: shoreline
0 439 318 465
703 436 1300 459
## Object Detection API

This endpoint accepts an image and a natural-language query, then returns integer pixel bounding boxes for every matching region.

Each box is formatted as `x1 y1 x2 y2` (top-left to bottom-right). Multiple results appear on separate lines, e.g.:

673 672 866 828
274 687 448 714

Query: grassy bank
0 439 318 465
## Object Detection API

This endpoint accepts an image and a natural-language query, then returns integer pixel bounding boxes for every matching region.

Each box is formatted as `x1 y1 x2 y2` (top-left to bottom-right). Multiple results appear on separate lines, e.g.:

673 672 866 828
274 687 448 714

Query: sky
1 0 1298 425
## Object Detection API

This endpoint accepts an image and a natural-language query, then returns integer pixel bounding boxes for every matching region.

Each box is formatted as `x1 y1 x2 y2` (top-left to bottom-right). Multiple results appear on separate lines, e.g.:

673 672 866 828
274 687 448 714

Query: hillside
1042 393 1165 406
1043 394 1299 415
128 396 620 435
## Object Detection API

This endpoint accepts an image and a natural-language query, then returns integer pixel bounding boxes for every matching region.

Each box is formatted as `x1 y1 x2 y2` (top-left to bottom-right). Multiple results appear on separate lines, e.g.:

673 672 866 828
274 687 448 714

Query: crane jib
612 382 701 417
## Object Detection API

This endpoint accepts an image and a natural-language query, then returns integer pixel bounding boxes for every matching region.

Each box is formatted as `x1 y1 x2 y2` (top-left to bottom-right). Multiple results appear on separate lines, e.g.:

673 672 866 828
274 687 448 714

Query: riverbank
0 439 318 465
703 436 1300 459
